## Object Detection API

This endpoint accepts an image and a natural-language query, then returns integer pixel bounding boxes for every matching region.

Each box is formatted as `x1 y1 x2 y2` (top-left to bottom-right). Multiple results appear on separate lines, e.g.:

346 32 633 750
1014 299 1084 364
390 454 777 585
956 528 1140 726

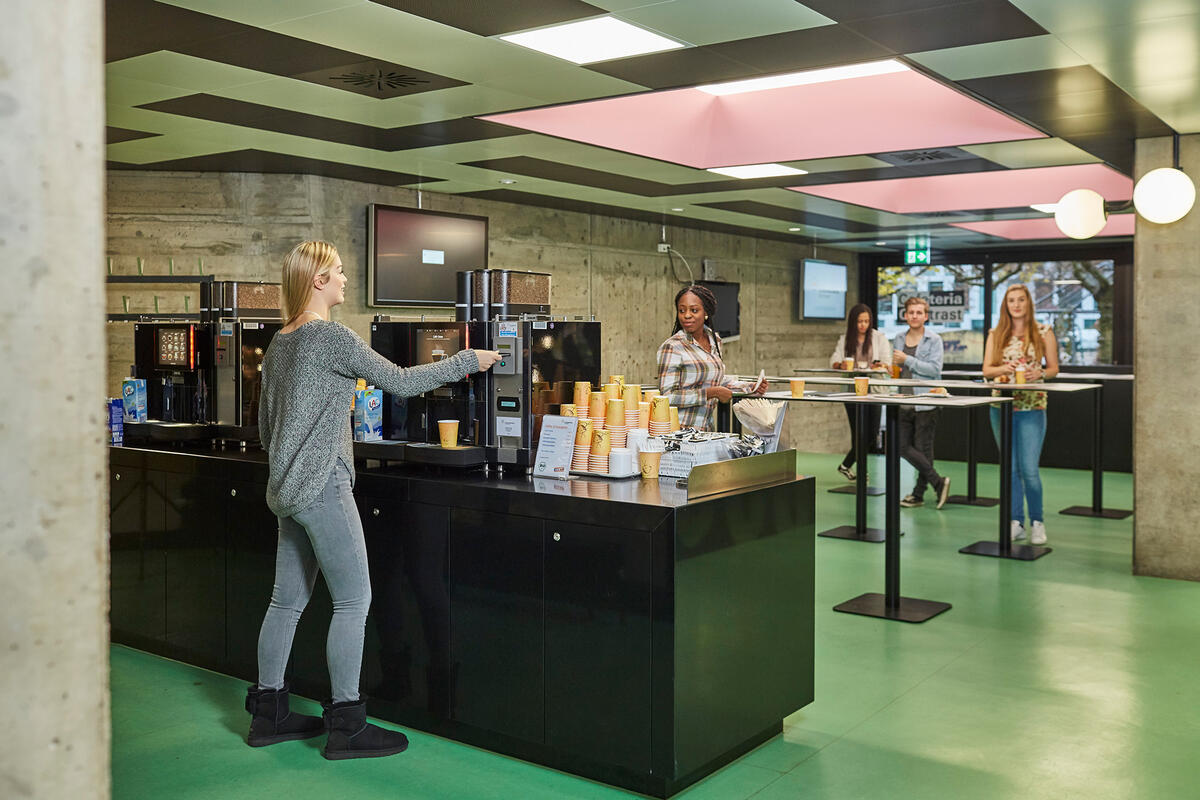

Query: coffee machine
130 281 281 437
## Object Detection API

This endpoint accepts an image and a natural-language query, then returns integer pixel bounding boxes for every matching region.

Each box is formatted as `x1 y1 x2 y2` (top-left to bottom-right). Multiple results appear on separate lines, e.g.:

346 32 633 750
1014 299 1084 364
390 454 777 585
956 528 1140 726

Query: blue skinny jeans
989 407 1047 524
257 459 371 703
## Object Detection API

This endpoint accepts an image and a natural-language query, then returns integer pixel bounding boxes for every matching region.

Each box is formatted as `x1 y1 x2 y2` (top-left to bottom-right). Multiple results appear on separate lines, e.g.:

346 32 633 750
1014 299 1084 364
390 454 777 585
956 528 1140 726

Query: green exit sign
905 235 931 265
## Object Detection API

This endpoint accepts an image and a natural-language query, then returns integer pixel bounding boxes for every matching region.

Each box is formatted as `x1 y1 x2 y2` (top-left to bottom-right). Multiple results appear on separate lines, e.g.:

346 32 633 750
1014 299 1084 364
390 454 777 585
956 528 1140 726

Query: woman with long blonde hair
246 241 500 759
983 283 1059 545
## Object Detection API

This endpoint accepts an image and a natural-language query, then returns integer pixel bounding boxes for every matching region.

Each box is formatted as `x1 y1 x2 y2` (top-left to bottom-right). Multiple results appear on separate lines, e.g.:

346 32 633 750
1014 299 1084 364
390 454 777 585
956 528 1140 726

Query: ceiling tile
908 35 1087 81
1008 0 1199 35
959 138 1101 168
798 1 979 23
108 148 431 184
951 213 1135 239
705 25 893 72
584 47 760 89
845 1 1046 53
614 0 832 47
107 126 161 145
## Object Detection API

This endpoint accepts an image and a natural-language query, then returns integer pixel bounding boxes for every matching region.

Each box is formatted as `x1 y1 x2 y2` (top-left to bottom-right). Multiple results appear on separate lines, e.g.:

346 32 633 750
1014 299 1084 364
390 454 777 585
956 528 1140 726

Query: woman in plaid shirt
656 285 762 430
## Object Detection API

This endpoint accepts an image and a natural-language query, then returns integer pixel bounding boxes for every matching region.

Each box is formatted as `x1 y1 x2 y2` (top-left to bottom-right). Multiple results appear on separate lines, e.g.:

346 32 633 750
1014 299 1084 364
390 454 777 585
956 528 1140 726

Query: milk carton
121 378 147 422
108 398 124 446
353 386 383 442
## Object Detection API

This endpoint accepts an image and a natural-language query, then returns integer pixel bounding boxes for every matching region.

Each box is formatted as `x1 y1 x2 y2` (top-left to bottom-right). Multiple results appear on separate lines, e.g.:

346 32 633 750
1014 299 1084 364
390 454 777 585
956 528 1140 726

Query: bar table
944 369 1132 519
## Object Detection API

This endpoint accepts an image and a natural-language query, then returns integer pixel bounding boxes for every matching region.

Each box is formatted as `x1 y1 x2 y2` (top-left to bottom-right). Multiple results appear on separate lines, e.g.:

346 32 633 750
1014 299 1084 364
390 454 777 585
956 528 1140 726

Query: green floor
112 454 1200 799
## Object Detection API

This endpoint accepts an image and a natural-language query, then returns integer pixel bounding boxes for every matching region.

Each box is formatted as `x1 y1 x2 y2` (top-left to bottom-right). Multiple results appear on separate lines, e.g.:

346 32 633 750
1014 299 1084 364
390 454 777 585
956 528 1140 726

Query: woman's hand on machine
472 350 503 371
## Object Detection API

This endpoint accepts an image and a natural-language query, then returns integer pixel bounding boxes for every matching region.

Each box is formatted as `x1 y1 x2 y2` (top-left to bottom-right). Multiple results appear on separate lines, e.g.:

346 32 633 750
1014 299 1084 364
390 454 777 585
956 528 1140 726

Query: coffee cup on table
638 450 662 479
843 358 855 371
789 378 805 397
854 376 870 396
437 419 459 448
1015 365 1026 384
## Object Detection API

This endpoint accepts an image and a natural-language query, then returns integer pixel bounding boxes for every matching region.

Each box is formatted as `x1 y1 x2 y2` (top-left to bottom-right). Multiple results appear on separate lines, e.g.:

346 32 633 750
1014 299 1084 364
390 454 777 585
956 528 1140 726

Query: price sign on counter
533 415 578 479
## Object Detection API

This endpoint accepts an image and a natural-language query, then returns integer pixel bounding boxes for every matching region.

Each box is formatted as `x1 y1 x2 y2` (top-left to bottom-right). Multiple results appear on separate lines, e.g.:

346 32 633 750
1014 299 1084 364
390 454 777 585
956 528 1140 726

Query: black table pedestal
821 403 887 542
960 402 1052 561
946 393 999 507
1060 384 1132 519
834 405 949 622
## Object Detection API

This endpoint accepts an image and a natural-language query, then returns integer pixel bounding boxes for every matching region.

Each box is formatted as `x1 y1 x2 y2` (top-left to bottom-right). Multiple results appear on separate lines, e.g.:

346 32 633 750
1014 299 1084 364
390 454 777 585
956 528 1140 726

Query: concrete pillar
0 1 110 797
1133 134 1200 582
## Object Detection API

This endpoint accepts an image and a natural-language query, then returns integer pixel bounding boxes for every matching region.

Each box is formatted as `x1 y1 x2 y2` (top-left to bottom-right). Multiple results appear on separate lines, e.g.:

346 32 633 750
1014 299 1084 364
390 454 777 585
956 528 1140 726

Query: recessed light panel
708 164 807 179
696 60 908 96
498 17 685 65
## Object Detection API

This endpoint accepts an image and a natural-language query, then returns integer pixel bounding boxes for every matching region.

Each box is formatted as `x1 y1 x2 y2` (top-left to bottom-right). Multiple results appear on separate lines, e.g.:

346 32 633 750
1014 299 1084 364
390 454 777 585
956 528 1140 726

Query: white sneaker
1011 521 1026 541
1030 521 1047 545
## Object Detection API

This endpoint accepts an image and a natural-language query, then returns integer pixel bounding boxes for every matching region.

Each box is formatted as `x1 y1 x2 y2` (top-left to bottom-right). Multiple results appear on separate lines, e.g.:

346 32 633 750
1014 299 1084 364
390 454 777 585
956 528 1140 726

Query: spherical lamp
1133 167 1196 224
1054 188 1108 239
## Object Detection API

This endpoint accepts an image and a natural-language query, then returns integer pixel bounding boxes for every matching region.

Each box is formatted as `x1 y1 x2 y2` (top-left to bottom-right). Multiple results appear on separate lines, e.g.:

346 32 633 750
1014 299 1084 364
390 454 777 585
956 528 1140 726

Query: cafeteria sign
897 289 968 324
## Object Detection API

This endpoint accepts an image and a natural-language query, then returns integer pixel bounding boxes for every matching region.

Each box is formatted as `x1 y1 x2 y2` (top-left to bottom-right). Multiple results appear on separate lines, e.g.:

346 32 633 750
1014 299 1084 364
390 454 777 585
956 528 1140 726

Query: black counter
109 445 816 797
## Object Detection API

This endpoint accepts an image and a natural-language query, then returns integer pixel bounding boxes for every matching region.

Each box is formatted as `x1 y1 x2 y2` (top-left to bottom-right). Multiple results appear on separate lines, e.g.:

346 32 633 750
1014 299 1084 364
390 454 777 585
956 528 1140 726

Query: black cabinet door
449 508 544 743
225 481 277 684
110 464 166 645
358 496 451 719
161 470 227 671
545 521 652 773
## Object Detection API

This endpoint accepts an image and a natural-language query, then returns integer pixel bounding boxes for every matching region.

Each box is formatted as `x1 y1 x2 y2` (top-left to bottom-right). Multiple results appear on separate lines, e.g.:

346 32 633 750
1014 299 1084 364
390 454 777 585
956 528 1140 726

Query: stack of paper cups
572 418 594 471
609 374 625 388
605 398 627 448
638 401 650 430
573 381 591 418
642 388 660 404
669 406 681 432
648 395 671 436
603 382 621 403
622 384 641 429
589 391 607 428
559 403 577 417
588 428 611 473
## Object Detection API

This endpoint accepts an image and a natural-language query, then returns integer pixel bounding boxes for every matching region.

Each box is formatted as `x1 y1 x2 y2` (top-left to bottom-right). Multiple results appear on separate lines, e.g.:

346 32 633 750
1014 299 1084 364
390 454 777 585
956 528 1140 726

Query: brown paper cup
843 358 856 371
642 388 660 404
574 417 594 445
609 374 625 388
437 419 459 448
590 427 612 455
605 397 626 427
603 383 621 402
589 391 607 415
650 395 671 423
790 378 805 397
622 384 641 407
669 406 680 432
854 376 870 396
559 403 577 417
639 450 662 479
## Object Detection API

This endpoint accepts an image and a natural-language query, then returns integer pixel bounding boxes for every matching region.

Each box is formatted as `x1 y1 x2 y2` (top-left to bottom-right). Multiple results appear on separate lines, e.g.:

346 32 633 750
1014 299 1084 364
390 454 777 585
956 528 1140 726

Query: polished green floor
112 454 1200 799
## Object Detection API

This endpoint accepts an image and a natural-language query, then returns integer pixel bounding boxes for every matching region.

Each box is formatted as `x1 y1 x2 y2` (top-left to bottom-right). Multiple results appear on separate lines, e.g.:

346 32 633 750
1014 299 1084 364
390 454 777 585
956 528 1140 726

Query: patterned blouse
992 322 1051 411
656 327 744 430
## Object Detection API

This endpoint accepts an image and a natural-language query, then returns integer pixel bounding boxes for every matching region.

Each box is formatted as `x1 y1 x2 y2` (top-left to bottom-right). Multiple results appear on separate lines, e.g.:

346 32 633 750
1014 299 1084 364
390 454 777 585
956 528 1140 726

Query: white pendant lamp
1133 166 1195 224
1054 188 1108 239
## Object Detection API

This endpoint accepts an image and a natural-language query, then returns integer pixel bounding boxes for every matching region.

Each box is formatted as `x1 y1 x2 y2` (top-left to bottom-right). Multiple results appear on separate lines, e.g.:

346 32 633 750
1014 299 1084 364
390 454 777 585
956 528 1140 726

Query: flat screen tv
800 259 847 320
696 280 740 342
367 204 488 307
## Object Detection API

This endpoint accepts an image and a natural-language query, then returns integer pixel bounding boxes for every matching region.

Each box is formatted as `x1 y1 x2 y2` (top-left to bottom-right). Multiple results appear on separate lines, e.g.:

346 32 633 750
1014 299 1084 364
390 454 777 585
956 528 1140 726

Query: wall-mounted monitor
367 204 488 307
696 280 740 342
799 259 848 320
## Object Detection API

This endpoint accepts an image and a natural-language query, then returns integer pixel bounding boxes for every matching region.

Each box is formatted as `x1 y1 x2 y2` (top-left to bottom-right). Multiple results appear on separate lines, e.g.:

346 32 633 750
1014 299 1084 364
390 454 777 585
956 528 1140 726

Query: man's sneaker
1011 521 1026 541
1030 521 1047 545
936 477 952 509
837 464 855 481
900 494 924 508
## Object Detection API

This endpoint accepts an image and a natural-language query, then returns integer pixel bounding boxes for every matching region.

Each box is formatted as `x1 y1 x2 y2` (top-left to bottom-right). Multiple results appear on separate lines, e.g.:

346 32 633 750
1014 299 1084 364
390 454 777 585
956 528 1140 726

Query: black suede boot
321 700 410 760
245 684 324 747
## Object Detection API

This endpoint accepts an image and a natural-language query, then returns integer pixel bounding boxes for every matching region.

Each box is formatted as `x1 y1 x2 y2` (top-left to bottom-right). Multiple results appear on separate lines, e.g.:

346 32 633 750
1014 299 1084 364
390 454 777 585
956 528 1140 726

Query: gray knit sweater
259 320 479 518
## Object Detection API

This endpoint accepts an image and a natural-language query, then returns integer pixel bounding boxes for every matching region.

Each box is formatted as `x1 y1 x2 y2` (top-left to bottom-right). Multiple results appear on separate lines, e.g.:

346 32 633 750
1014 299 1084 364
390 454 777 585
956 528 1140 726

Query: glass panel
992 260 1117 366
876 265 987 364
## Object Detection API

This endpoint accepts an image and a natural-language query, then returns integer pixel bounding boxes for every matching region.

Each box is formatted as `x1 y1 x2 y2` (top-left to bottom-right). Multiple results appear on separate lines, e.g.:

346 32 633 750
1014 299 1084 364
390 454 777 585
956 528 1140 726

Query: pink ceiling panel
480 70 1043 169
951 214 1136 240
790 164 1133 213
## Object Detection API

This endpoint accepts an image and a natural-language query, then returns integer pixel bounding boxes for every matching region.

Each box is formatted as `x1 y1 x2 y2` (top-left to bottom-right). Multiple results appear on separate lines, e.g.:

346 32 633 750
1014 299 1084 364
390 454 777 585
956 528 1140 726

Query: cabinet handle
230 488 237 497
552 531 560 542
114 473 121 481
373 508 381 517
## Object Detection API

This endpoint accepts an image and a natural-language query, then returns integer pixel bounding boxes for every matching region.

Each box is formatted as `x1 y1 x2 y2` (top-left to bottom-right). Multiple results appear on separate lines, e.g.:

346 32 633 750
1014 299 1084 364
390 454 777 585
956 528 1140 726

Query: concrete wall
0 1 111 797
106 171 860 454
1133 134 1200 581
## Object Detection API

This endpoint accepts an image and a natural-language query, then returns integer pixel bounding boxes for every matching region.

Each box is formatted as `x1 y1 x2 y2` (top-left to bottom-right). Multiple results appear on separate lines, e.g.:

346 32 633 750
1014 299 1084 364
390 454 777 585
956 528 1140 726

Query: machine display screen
415 328 461 365
157 326 192 368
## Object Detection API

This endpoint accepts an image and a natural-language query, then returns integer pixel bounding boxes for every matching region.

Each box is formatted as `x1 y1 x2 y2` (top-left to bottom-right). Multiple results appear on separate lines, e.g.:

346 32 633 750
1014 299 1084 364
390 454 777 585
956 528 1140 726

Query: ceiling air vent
330 69 431 92
292 60 466 99
874 146 977 167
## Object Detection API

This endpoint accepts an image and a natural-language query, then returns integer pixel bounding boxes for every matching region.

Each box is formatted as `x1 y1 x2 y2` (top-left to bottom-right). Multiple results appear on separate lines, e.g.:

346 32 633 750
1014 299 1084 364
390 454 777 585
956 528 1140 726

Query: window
992 260 1117 366
876 264 986 364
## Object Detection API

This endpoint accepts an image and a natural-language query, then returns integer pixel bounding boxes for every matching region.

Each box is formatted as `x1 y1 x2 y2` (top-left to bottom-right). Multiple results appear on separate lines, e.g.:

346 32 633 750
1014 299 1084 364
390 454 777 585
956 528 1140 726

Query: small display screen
415 328 461 365
497 397 521 411
157 327 191 368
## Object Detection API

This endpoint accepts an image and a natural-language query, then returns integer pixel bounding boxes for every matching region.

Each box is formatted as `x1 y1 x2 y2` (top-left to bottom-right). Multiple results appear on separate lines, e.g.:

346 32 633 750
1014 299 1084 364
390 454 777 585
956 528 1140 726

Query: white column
0 1 110 796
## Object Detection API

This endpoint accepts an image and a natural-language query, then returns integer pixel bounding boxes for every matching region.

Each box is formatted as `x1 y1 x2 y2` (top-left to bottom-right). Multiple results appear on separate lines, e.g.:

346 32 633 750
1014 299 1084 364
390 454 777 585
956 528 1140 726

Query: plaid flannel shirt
656 327 744 430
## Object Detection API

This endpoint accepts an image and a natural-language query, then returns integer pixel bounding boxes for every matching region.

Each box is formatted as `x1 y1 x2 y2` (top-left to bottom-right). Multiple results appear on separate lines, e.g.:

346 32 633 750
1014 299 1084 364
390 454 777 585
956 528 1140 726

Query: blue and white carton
108 398 124 446
353 386 383 442
121 378 147 422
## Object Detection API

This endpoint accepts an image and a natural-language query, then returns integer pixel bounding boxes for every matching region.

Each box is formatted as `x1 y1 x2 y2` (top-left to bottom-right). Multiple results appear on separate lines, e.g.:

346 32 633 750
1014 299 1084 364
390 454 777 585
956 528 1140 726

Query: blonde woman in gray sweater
245 240 499 760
